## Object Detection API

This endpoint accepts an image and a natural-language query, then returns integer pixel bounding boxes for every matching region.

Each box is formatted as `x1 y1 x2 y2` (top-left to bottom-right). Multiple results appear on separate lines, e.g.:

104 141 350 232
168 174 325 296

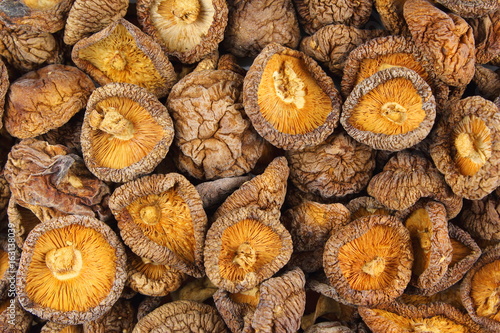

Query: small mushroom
472 65 500 100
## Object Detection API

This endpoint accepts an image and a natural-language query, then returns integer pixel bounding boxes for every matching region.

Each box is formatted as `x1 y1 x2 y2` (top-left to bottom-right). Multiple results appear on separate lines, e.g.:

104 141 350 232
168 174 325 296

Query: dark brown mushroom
243 43 342 150
16 215 127 325
109 173 207 277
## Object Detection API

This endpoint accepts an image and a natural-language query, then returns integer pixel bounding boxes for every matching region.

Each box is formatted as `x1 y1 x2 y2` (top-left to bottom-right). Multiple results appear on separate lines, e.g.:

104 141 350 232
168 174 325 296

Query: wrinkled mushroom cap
436 0 498 18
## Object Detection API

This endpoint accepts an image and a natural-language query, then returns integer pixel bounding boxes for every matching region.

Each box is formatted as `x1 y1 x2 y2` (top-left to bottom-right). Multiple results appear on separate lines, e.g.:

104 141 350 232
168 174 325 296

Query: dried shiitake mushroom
286 131 375 199
41 322 83 332
83 298 136 333
0 297 33 333
300 24 386 77
468 11 500 64
461 188 500 241
430 96 500 200
166 68 264 180
0 173 9 221
4 139 110 218
81 82 174 183
63 0 129 45
7 198 44 248
133 300 228 332
473 65 500 100
435 0 498 18
16 215 127 325
109 173 207 277
137 0 228 64
170 276 217 303
204 207 292 293
341 66 436 152
244 43 341 150
4 64 95 139
72 18 176 98
345 196 393 221
323 215 413 307
304 322 355 333
396 200 453 290
0 59 7 131
223 0 300 58
404 0 476 87
195 175 252 210
293 0 373 35
359 302 484 332
374 0 409 35
461 243 500 331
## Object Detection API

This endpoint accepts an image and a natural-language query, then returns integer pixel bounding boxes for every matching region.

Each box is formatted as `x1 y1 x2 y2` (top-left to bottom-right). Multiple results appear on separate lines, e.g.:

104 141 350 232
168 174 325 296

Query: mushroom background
0 0 500 331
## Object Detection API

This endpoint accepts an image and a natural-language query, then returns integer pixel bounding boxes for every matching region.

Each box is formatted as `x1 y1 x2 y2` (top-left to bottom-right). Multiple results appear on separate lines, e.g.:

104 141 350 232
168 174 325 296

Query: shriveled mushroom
83 298 136 333
0 59 7 131
461 188 500 241
7 198 46 248
195 175 253 210
468 11 500 64
0 297 33 333
345 196 393 221
374 0 409 35
473 65 500 100
435 0 498 18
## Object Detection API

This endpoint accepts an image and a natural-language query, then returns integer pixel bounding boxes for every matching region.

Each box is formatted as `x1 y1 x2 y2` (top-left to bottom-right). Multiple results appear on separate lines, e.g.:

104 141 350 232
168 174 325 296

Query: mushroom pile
1 0 500 332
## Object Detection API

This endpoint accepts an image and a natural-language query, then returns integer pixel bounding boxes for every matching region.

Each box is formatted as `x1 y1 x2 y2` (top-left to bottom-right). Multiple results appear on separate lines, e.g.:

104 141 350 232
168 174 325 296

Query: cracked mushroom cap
72 18 176 98
81 82 174 183
323 214 413 307
243 43 342 150
132 300 228 332
341 66 436 152
204 207 293 293
430 96 500 200
137 0 228 64
4 64 95 139
461 243 500 331
109 173 207 277
15 215 127 325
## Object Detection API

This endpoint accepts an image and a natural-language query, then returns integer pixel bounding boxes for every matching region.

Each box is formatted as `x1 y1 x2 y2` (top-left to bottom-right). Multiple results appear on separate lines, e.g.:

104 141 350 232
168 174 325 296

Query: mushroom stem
139 204 162 225
381 102 408 125
45 244 83 280
362 256 386 277
109 51 127 71
477 288 500 317
233 242 257 270
168 0 201 24
273 61 306 109
89 107 135 141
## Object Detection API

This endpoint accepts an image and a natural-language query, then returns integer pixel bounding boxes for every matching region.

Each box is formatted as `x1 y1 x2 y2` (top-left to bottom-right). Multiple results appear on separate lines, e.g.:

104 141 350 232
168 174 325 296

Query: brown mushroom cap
341 66 436 152
0 297 33 333
323 214 413 307
374 0 409 35
204 207 293 293
460 188 500 241
81 82 174 183
345 196 393 221
109 173 207 277
243 43 341 150
4 64 95 139
435 0 498 18
468 12 500 65
0 59 7 131
72 18 176 98
16 215 127 325
132 300 228 332
82 298 136 333
7 198 45 248
137 0 228 64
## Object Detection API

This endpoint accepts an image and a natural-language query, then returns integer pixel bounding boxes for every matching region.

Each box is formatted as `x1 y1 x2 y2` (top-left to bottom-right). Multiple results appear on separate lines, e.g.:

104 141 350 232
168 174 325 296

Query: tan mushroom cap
16 215 127 325
109 173 207 277
137 0 228 64
341 66 436 152
323 215 413 307
72 18 176 98
132 300 228 332
205 207 293 293
243 43 341 150
435 0 498 18
81 82 174 183
82 298 136 333
345 196 393 221
460 188 500 241
374 0 409 35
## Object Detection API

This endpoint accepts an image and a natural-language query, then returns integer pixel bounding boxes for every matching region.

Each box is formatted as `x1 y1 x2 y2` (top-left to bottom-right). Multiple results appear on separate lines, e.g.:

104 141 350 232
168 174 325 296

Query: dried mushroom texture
217 53 246 76
300 24 386 77
132 300 228 332
214 267 306 333
367 151 463 219
83 298 136 333
293 0 373 35
167 69 264 180
81 82 174 183
72 19 176 98
16 215 126 325
4 139 110 218
7 198 44 248
4 64 94 139
40 111 84 152
461 243 500 331
399 283 464 309
345 196 393 221
223 0 299 58
244 43 341 150
304 322 355 333
137 0 227 64
436 0 498 18
0 297 33 333
341 67 436 152
170 276 218 302
374 0 409 35
109 173 207 277
205 207 292 293
468 11 500 64
473 65 500 100
127 249 186 297
461 188 500 241
195 175 252 210
0 59 7 131
286 131 375 199
0 21 62 72
0 173 9 220
0 0 73 33
323 215 413 307
403 0 476 87
0 237 19 299
396 200 453 290
430 96 500 200
63 0 129 45
359 302 484 333
213 156 288 221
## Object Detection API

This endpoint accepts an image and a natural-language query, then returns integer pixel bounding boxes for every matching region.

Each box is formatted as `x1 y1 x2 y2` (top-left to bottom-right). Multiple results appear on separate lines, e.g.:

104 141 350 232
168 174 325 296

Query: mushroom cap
243 43 341 150
435 0 498 18
460 188 500 241
0 59 8 132
16 215 127 325
81 82 174 183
